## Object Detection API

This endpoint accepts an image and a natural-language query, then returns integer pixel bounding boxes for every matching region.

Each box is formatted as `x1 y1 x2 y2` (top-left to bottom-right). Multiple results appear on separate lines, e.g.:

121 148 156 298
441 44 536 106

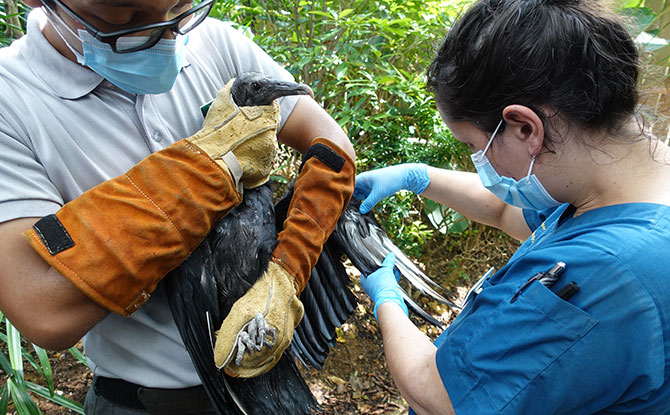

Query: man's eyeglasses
42 0 216 53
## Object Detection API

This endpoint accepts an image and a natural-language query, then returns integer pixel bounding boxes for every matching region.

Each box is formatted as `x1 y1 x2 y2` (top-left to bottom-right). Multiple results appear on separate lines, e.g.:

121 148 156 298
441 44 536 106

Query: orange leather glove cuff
271 138 355 292
23 139 242 316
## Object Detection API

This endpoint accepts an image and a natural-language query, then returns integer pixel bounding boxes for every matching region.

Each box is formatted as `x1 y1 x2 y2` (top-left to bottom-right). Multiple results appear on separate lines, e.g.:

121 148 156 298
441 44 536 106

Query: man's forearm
278 96 356 160
0 217 109 350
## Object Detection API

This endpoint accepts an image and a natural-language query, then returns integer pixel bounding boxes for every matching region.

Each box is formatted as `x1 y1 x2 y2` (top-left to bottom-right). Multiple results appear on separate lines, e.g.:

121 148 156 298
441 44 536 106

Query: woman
355 0 670 413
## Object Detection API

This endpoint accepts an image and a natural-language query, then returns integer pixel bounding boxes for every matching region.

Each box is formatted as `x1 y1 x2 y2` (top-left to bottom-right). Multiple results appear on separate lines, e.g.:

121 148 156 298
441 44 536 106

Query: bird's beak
267 81 314 101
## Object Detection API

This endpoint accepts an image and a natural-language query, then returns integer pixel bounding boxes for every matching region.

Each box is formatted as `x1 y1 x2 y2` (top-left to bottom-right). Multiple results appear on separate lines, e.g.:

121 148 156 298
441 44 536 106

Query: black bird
165 72 456 415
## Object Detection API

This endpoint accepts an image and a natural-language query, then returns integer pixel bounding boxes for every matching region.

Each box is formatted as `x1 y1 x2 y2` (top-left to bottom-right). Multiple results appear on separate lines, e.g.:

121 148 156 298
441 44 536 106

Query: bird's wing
290 238 356 369
330 199 461 325
166 185 318 415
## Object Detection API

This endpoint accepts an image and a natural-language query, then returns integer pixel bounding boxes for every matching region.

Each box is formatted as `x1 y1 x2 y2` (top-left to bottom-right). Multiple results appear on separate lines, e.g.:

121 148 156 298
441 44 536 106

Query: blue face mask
74 31 187 95
42 5 187 95
470 120 561 210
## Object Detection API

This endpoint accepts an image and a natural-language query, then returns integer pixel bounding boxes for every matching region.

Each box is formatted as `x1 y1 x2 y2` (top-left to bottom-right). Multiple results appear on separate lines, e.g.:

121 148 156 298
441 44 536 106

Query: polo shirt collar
23 8 102 99
22 8 190 100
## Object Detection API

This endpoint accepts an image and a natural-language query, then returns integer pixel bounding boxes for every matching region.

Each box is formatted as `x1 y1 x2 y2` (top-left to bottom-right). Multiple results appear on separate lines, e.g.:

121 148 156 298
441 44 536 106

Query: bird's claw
234 313 276 366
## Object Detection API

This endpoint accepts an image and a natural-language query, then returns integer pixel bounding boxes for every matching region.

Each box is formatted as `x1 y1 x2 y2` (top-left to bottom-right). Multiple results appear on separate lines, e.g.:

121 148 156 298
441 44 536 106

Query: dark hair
427 0 640 138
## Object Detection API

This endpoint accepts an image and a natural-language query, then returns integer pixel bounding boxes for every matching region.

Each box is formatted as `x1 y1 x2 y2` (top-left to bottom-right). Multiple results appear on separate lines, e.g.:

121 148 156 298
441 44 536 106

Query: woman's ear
501 105 545 157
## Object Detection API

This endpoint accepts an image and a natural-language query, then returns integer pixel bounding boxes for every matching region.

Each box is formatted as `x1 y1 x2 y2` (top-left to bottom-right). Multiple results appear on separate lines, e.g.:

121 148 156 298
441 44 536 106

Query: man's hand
213 262 304 377
188 78 281 191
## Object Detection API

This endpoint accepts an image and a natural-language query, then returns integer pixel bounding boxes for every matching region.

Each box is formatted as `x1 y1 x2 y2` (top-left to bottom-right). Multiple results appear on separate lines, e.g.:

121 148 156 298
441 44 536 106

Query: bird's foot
234 313 276 365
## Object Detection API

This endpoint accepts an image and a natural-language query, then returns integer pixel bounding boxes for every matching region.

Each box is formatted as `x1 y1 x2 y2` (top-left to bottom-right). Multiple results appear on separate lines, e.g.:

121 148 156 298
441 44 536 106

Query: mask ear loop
525 155 536 183
41 4 84 56
482 119 504 155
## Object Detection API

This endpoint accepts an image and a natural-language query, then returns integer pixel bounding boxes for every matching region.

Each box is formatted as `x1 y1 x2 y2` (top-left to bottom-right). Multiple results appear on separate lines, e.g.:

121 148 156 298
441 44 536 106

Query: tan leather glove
213 262 304 377
214 138 355 377
189 78 280 190
23 79 281 316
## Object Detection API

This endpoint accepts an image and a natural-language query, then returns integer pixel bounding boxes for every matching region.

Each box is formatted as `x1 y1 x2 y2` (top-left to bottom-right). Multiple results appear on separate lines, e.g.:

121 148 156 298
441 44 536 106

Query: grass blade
32 345 54 396
26 382 84 414
0 350 14 376
6 319 24 380
68 346 88 367
0 383 9 415
7 378 41 415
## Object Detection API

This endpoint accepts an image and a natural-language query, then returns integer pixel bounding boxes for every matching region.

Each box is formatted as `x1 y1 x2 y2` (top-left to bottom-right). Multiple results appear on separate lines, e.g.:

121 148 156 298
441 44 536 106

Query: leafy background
1 0 669 413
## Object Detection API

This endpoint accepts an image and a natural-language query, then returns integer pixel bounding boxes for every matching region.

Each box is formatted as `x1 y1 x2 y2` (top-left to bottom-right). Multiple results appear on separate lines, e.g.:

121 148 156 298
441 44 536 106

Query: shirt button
152 131 163 142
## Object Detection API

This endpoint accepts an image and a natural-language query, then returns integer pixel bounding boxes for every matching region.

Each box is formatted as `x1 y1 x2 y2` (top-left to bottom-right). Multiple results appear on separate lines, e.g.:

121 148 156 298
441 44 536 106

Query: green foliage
216 0 468 164
0 0 28 47
0 312 86 414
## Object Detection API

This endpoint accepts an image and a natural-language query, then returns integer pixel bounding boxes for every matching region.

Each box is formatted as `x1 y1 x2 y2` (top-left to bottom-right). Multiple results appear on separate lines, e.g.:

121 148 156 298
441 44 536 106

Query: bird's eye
252 82 261 90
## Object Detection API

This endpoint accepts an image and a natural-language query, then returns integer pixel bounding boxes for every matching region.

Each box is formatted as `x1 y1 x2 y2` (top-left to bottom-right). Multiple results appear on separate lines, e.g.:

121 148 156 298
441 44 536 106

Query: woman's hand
354 163 430 214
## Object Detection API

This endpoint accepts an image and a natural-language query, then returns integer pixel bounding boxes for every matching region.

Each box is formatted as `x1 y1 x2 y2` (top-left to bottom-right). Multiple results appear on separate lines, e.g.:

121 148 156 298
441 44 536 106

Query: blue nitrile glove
360 253 409 320
353 163 430 214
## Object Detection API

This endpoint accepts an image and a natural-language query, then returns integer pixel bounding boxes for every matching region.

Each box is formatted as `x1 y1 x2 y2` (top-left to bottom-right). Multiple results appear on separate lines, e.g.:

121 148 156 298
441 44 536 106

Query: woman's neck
567 137 670 215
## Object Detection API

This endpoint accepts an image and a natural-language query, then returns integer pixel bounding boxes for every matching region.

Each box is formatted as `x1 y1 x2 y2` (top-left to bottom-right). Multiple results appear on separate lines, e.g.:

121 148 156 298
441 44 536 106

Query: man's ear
501 105 545 157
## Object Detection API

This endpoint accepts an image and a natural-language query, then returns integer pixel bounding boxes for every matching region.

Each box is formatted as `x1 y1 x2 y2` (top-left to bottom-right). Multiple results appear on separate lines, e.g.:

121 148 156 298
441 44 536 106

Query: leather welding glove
214 138 355 377
189 78 280 190
23 78 281 316
360 253 409 320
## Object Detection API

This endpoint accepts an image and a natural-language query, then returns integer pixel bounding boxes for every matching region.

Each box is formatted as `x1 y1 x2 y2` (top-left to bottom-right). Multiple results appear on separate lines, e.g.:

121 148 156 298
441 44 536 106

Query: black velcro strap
299 142 345 173
32 214 75 255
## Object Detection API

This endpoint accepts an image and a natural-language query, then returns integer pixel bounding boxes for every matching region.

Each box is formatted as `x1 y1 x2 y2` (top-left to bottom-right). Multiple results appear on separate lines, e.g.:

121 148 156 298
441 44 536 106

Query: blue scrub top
433 203 670 414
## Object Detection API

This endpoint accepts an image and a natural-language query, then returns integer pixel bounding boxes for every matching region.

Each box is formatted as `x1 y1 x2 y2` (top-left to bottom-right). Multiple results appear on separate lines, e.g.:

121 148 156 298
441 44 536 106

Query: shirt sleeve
0 117 63 223
195 19 300 130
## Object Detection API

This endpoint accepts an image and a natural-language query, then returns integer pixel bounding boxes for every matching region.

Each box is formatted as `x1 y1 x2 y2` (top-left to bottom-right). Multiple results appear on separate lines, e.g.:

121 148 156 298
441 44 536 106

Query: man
0 1 355 413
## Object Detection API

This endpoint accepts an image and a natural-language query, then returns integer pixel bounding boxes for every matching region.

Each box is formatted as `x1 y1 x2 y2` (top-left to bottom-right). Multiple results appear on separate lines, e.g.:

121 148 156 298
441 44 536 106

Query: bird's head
231 72 314 107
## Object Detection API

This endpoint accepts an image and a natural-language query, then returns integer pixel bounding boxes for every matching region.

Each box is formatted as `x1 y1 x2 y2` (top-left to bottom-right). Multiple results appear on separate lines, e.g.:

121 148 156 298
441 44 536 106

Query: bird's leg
233 313 277 366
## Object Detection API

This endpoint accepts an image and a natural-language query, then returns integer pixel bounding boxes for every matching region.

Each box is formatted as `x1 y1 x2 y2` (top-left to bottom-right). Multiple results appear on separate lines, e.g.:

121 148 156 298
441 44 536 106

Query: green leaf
7 378 41 415
619 0 644 9
7 319 25 380
26 382 84 414
635 31 669 52
33 345 55 396
423 199 469 234
448 211 469 233
0 383 9 415
0 350 15 377
68 346 89 367
338 8 354 19
621 7 656 36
